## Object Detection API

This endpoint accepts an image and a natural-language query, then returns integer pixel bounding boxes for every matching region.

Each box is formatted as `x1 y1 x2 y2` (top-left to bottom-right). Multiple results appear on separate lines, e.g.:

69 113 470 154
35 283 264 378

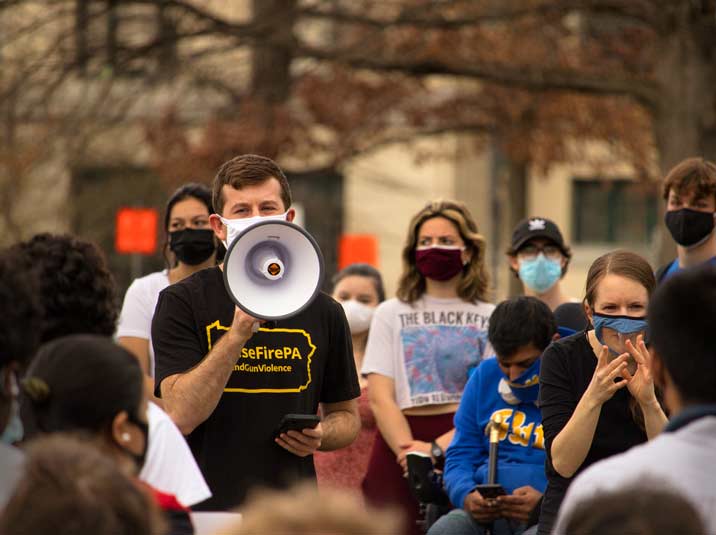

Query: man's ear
507 255 520 275
209 214 226 241
286 208 296 223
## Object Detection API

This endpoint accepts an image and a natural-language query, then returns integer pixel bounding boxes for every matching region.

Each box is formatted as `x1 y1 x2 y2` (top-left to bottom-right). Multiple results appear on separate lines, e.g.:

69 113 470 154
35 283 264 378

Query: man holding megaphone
151 154 361 512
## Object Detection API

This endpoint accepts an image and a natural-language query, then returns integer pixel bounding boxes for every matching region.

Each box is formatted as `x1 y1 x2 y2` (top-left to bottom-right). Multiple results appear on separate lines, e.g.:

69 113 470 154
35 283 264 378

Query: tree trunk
250 0 296 103
507 159 528 297
652 5 716 266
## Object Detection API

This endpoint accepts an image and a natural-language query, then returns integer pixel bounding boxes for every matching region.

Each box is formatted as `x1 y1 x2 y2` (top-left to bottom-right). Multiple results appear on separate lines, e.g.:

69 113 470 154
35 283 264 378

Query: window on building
572 179 658 244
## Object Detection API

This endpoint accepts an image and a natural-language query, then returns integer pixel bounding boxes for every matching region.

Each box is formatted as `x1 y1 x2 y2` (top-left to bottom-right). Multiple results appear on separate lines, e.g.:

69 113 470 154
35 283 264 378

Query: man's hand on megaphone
227 306 262 347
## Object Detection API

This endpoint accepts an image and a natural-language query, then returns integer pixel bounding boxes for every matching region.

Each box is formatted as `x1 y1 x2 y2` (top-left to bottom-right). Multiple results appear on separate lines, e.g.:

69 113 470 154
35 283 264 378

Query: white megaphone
223 220 325 320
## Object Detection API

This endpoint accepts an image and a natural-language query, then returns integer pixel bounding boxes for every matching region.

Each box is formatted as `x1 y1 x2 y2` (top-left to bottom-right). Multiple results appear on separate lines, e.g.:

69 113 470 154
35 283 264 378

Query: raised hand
584 345 630 407
623 335 658 406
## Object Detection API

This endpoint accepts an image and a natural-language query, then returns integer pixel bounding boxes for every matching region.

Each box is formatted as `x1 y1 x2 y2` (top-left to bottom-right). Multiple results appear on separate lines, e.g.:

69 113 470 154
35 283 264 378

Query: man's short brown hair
662 157 716 202
212 154 292 215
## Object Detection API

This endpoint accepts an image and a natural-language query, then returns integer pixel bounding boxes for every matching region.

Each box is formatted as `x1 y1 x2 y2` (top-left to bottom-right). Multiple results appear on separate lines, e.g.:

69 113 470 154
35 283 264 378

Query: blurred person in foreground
21 334 193 534
216 482 403 535
315 263 386 495
361 200 495 535
0 248 42 509
118 183 220 399
657 157 716 282
0 434 166 535
152 154 360 510
428 297 556 535
12 233 210 508
506 217 586 335
554 265 716 534
560 481 705 535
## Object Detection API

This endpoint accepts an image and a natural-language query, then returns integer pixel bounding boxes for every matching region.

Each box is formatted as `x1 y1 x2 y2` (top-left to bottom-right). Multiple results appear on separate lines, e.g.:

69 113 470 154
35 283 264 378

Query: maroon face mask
415 247 465 281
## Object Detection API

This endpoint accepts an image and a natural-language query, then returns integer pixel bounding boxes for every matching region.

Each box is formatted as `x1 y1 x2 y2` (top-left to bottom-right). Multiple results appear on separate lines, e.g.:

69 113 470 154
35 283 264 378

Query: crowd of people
0 154 715 535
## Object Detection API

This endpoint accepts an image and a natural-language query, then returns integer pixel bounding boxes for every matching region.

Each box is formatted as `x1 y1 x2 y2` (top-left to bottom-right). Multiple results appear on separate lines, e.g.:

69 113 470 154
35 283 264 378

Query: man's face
667 188 716 213
497 343 541 382
209 178 294 242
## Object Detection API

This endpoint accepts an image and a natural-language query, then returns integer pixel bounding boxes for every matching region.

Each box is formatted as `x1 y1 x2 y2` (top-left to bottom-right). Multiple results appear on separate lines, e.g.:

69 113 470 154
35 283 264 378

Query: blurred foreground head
563 480 704 535
0 433 165 535
221 482 403 535
10 233 118 343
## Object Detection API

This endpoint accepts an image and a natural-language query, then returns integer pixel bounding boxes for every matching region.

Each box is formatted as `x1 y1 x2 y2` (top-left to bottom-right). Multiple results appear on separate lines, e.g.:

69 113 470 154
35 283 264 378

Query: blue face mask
592 313 648 355
1 371 24 445
503 358 541 405
518 254 562 293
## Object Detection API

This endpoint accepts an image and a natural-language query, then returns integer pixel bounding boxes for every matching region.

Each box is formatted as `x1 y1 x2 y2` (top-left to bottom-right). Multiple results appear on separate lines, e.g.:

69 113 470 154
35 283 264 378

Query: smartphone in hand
471 483 507 500
275 414 321 438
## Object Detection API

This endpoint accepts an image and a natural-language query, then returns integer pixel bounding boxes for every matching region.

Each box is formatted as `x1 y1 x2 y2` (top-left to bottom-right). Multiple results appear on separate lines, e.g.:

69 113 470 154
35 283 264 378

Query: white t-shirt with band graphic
362 295 494 410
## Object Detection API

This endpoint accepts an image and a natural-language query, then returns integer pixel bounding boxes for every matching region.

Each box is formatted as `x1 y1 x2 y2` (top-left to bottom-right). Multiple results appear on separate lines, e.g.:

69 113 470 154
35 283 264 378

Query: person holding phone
152 155 360 511
428 297 556 535
362 200 494 535
537 250 668 535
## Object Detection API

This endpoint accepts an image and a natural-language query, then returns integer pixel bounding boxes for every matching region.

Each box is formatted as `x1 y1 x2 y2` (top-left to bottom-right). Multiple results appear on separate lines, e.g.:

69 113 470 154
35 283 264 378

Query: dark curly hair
11 234 118 343
0 248 43 369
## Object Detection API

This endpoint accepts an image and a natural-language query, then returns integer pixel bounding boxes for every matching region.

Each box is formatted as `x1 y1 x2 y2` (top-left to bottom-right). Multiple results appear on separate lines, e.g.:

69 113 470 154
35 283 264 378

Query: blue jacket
444 357 547 509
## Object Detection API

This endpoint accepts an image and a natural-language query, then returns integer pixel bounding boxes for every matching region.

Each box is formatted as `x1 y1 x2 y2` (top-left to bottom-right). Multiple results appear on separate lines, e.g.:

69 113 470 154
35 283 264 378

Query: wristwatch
430 441 445 469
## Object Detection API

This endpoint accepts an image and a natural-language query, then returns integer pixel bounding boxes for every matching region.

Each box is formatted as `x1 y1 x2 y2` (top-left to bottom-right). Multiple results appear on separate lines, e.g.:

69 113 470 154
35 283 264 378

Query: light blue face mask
1 371 24 445
592 313 648 355
505 358 541 404
518 254 562 293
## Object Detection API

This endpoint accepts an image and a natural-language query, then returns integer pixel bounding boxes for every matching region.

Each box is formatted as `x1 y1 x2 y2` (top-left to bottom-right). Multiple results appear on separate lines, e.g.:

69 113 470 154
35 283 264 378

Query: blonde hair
222 483 403 535
397 199 490 303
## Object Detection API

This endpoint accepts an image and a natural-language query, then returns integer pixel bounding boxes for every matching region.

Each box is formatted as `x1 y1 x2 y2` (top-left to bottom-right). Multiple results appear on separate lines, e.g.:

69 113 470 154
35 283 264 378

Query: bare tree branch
296 44 662 111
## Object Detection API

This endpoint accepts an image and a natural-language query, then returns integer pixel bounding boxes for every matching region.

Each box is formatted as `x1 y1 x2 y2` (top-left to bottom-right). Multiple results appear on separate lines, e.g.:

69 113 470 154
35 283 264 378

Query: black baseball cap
509 217 568 254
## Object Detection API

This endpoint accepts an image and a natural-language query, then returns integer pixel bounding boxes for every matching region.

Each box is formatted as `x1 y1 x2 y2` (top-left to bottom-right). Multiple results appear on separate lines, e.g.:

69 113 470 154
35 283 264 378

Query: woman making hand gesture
537 250 667 535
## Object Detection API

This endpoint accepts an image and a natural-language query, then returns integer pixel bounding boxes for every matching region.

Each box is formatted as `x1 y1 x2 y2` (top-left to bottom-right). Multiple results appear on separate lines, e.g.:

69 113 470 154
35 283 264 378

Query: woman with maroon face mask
361 200 494 535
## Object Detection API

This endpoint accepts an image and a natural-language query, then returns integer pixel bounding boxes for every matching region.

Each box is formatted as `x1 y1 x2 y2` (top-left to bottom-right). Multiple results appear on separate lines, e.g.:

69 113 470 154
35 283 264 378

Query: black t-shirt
536 331 647 535
152 267 360 511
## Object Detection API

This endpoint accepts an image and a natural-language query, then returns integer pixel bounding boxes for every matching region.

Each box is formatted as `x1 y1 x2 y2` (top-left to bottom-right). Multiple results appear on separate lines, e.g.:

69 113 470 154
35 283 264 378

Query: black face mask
664 208 715 247
125 412 149 471
169 228 216 265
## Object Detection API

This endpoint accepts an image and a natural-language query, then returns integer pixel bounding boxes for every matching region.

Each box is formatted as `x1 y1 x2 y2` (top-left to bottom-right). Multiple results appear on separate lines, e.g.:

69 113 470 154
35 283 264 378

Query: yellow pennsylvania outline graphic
206 321 316 394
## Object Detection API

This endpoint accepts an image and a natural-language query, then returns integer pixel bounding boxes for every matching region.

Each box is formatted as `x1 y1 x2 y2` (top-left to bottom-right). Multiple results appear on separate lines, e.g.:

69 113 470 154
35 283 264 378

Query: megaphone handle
251 322 260 333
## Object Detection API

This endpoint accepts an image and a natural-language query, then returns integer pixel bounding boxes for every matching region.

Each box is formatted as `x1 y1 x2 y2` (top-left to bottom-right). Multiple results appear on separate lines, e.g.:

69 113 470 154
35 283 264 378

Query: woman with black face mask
21 335 194 535
361 200 495 535
118 183 219 396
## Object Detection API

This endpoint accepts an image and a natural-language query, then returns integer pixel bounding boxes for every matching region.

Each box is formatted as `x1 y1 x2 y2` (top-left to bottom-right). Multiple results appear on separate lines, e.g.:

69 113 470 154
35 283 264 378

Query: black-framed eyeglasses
517 244 563 261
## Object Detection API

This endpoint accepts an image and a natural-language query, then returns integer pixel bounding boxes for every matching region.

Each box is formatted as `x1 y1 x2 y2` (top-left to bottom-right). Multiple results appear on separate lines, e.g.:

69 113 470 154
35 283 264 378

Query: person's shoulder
543 331 589 362
470 299 496 314
476 355 499 373
655 259 677 283
474 356 502 383
162 266 221 296
373 297 405 315
127 270 169 292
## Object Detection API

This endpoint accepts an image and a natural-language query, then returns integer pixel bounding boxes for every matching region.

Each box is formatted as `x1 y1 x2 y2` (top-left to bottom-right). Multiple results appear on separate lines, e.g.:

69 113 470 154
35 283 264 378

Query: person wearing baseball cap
507 217 587 335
